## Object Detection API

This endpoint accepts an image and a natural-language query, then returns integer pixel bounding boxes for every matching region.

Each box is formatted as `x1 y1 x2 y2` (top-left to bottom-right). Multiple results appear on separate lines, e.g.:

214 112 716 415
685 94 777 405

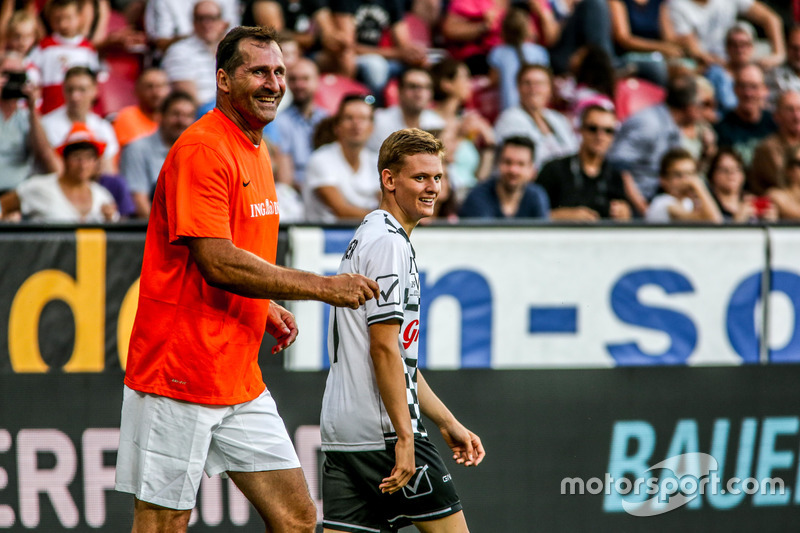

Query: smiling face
219 39 286 128
334 100 374 149
382 152 442 230
518 67 551 113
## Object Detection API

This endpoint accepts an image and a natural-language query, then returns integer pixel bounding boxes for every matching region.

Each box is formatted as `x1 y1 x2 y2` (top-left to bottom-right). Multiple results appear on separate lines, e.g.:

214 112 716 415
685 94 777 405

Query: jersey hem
123 378 266 406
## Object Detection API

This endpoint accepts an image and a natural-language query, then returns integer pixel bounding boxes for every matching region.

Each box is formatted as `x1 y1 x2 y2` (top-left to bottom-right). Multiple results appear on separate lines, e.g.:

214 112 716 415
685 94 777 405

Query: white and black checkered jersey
321 209 427 452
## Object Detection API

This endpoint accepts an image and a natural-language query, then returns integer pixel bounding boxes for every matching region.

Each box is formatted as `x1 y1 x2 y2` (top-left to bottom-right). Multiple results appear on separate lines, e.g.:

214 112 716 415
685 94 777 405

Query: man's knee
289 494 317 531
132 498 192 533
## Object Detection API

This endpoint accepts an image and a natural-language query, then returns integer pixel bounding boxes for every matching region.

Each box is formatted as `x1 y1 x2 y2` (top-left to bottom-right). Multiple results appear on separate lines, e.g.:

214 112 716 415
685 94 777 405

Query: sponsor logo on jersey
403 319 420 349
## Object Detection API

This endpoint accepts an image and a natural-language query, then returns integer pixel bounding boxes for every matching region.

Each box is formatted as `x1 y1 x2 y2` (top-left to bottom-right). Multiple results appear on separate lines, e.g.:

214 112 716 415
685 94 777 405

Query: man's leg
228 468 317 532
414 510 469 533
131 498 192 533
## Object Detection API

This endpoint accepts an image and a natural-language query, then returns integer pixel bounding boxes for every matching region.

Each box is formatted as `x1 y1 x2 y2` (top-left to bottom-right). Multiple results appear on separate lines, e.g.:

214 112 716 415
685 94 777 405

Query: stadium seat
97 10 143 117
614 77 665 122
313 74 371 114
467 75 500 124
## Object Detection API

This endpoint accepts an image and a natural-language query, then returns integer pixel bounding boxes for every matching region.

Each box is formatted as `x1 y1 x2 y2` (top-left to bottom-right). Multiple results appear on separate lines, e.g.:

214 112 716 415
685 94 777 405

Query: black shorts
322 437 462 532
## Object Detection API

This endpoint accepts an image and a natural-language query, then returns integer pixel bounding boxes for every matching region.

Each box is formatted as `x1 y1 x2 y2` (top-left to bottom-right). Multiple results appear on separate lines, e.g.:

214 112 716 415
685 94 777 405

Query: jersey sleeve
166 144 233 243
360 234 407 325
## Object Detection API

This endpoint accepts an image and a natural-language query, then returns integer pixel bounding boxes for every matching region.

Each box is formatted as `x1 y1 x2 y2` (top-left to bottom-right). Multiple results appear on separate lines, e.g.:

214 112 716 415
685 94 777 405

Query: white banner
284 226 793 369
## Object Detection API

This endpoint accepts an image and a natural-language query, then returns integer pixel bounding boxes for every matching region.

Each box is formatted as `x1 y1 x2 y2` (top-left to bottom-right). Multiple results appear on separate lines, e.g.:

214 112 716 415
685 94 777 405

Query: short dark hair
516 63 552 89
63 142 99 159
335 93 374 124
398 67 431 88
46 0 81 14
659 147 696 177
665 74 698 110
216 26 280 75
580 103 615 126
161 90 197 114
378 129 444 190
64 65 97 83
500 135 535 161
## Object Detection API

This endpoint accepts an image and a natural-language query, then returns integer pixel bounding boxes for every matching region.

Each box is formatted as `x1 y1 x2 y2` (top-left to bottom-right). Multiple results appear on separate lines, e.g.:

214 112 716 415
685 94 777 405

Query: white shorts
115 385 301 510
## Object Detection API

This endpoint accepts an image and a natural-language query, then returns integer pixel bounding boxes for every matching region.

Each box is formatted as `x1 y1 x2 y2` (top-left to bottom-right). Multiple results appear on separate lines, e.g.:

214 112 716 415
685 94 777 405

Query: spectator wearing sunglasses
537 104 631 221
304 94 380 222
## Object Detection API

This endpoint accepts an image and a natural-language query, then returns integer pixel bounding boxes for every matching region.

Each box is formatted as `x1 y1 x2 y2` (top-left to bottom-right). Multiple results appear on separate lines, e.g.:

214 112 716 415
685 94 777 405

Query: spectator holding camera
645 147 722 223
708 147 776 222
0 51 60 194
767 144 800 220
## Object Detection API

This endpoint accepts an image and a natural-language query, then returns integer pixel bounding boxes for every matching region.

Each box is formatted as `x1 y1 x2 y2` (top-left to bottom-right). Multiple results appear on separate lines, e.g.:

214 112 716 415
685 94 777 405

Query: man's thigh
414 510 469 533
228 468 316 531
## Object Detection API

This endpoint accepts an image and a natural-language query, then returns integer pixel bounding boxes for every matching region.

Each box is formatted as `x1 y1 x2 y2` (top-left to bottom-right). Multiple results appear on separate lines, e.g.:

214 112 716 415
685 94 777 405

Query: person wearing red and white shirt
28 0 100 114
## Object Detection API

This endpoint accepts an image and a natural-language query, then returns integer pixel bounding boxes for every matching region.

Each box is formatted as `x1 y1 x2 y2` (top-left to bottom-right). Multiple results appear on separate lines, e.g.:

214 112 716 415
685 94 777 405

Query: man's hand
324 273 380 309
609 200 631 221
265 301 298 354
441 421 485 467
379 436 416 493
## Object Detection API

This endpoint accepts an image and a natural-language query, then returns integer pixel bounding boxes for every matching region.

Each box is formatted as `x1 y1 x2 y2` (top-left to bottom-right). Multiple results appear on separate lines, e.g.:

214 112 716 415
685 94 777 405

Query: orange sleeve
166 143 234 243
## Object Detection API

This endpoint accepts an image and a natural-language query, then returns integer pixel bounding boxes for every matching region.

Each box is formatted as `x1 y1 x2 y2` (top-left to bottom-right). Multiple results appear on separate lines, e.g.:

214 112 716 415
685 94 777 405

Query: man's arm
24 85 61 175
417 370 485 467
746 1 785 70
314 185 374 220
186 237 379 308
369 321 416 494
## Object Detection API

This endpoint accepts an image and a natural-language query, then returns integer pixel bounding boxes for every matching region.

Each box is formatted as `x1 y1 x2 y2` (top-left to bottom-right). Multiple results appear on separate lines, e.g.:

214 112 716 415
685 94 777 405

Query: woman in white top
0 124 118 222
494 63 578 169
646 147 722 223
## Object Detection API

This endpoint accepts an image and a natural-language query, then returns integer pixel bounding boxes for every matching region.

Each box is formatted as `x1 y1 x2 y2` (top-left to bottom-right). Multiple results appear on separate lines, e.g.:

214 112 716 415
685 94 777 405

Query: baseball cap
56 122 107 157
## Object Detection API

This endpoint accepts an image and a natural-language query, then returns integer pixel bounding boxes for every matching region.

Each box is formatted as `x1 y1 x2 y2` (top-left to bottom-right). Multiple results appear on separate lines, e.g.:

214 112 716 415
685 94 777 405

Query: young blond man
321 128 485 533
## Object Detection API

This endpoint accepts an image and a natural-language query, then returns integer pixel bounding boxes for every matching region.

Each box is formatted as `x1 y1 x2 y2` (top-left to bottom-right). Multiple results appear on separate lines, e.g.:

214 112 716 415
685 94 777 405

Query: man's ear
381 168 395 192
217 68 230 94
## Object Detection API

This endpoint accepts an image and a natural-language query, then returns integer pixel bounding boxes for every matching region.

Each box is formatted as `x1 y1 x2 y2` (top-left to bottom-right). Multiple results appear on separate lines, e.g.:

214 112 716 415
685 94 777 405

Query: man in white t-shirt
161 0 229 110
367 67 446 152
669 0 785 69
41 66 119 173
320 128 484 533
304 94 381 222
144 0 240 51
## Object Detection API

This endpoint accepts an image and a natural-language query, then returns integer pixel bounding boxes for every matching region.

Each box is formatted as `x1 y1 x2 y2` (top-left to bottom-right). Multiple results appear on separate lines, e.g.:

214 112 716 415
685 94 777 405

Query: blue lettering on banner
528 306 578 334
320 230 493 368
766 271 800 363
604 417 800 513
418 271 492 368
753 417 797 506
726 273 762 363
606 269 698 365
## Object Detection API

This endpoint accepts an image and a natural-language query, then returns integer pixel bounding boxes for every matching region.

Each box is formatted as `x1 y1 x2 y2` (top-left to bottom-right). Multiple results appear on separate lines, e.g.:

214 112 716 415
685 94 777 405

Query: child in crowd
5 10 39 57
645 147 722 223
28 0 100 114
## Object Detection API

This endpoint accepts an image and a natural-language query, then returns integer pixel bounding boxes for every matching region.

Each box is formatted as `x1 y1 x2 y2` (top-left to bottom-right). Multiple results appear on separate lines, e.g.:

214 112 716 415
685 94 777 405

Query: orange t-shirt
124 109 280 405
113 106 159 148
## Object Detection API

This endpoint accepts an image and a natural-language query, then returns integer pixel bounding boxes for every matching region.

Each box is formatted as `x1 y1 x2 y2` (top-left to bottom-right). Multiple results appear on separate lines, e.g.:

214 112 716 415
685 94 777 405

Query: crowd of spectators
1 0 800 224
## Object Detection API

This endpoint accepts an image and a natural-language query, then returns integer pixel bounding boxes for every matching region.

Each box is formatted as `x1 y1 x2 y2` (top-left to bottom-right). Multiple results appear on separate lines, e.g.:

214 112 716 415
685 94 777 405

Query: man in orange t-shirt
112 68 170 149
115 26 380 533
